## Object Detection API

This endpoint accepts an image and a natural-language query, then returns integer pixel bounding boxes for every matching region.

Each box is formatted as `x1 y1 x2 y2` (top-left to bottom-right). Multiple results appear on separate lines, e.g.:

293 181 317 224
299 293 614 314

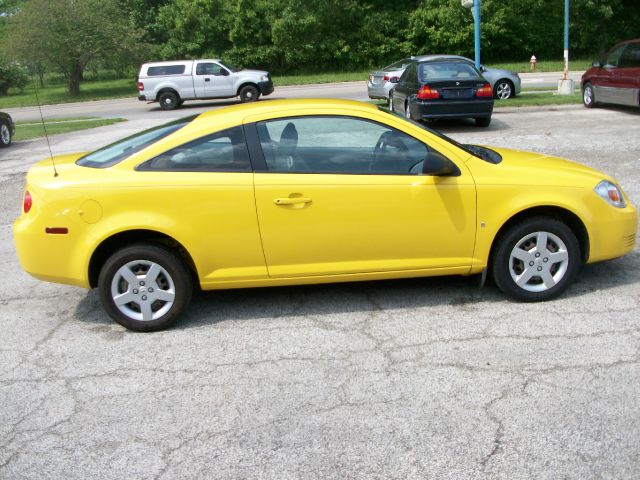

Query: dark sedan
0 111 15 147
390 58 494 127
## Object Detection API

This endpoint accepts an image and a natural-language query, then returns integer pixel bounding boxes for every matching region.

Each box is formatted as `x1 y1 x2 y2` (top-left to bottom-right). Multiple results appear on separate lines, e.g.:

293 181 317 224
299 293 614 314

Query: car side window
256 116 428 175
604 45 626 67
195 63 224 76
619 43 640 68
138 126 251 172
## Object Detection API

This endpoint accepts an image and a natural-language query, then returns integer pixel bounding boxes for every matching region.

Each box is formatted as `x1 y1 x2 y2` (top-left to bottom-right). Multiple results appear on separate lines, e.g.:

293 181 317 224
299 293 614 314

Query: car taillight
383 75 389 81
137 81 144 91
23 190 32 214
417 85 440 100
476 83 493 97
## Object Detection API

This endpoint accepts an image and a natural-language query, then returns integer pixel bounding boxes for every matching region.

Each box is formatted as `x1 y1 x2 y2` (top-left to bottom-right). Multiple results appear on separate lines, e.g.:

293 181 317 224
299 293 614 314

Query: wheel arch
88 229 198 288
236 82 259 96
488 206 590 268
155 87 180 102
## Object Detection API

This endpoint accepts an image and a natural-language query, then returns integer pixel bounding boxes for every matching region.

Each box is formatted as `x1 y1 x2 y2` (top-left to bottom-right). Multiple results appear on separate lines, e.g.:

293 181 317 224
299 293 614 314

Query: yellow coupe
13 99 637 331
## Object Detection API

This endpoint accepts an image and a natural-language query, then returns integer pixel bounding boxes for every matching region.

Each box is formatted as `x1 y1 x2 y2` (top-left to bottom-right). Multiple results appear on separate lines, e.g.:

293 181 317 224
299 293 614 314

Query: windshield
77 116 197 168
418 61 482 82
220 61 240 73
382 59 412 72
379 107 501 163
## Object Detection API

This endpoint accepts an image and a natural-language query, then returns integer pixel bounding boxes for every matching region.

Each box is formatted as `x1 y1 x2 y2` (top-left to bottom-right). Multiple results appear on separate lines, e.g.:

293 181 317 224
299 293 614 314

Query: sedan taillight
476 83 493 97
417 85 440 100
23 190 32 214
137 81 144 91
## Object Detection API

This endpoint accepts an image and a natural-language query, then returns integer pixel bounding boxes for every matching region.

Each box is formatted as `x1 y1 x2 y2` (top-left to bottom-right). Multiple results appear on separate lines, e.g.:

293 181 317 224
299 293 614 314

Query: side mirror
422 150 460 176
592 61 602 68
219 68 230 76
480 65 487 72
389 76 400 84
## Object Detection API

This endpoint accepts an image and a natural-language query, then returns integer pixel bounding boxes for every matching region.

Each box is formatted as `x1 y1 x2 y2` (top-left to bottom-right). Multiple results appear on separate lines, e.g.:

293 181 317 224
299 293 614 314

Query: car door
193 62 234 98
392 63 417 114
135 126 267 285
614 42 640 106
248 114 477 278
595 44 627 104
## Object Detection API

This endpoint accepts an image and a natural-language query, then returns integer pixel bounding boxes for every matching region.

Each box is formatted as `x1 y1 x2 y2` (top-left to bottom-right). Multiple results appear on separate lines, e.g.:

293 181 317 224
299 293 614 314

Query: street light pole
474 0 481 69
558 0 573 94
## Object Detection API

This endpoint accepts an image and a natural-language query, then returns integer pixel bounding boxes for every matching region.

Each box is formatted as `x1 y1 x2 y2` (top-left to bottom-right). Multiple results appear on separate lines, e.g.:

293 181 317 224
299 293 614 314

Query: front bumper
258 80 274 96
411 98 494 120
587 201 637 263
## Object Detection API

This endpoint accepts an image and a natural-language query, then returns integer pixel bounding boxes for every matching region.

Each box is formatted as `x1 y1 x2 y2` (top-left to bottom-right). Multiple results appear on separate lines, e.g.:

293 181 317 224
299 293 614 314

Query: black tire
158 91 180 110
98 243 193 332
492 217 581 302
0 121 12 148
475 117 491 127
239 85 260 103
582 83 596 108
494 80 514 100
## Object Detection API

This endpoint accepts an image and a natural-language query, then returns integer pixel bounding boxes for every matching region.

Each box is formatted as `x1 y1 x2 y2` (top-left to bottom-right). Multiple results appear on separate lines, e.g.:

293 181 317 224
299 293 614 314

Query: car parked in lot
390 57 494 126
582 39 640 109
137 59 274 110
13 99 637 331
368 55 521 100
0 111 15 148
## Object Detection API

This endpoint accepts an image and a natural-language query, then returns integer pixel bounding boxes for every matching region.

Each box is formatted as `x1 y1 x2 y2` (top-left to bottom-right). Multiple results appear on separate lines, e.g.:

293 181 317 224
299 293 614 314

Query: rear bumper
258 80 274 96
367 82 391 99
411 99 494 120
138 95 147 101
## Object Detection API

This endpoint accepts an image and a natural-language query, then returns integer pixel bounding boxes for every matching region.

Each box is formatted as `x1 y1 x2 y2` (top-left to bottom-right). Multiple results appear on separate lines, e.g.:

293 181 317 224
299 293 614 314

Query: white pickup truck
137 59 274 110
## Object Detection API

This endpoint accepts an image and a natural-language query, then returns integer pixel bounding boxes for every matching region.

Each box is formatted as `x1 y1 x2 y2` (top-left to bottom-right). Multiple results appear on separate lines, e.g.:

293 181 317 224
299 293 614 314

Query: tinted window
147 65 186 76
401 63 417 83
77 116 196 168
418 62 481 81
138 126 250 172
195 63 225 75
619 43 640 68
605 45 626 67
256 116 428 175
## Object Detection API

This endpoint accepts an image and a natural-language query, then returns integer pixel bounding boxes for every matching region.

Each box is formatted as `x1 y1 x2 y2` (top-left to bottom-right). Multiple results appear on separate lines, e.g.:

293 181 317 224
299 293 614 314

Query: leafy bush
0 59 28 96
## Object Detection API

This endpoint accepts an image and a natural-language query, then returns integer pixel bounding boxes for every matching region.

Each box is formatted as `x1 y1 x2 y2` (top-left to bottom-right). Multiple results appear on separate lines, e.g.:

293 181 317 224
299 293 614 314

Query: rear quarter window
146 65 186 76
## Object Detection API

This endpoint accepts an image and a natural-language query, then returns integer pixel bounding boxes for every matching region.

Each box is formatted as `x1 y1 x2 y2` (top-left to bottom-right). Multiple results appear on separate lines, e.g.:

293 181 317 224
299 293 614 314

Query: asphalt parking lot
1 103 639 479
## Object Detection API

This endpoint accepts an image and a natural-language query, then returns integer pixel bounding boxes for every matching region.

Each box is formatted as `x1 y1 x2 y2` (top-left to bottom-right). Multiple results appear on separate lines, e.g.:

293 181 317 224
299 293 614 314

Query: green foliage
0 56 27 95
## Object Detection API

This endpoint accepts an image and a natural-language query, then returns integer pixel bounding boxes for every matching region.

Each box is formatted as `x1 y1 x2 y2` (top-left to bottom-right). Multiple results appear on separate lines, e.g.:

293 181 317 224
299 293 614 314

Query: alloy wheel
508 231 569 292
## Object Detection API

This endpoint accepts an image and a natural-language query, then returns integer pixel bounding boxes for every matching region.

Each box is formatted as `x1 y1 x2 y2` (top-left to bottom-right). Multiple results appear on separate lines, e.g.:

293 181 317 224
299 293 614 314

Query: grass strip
15 117 127 141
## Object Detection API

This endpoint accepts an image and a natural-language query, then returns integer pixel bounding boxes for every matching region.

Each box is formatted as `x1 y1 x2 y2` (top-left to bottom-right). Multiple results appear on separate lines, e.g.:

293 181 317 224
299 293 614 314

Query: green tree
4 0 147 95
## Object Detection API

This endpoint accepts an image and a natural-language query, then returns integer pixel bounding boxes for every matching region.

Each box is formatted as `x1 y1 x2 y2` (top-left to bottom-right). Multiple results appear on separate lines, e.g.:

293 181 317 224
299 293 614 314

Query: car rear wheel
98 243 193 332
239 85 260 103
583 83 596 108
0 122 11 147
492 217 580 302
158 91 180 111
494 80 514 100
475 117 491 127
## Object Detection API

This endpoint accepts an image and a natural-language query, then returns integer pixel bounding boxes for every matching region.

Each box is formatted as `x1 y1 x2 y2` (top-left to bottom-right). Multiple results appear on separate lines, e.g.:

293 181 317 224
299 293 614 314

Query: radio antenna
32 75 57 177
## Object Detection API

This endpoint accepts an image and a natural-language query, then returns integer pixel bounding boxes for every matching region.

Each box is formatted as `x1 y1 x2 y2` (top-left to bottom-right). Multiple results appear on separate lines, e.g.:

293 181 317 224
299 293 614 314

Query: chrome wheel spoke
540 270 556 288
140 301 154 321
512 247 531 262
113 291 137 306
536 232 548 252
117 265 139 286
516 268 535 287
145 263 162 283
153 289 175 303
548 250 568 264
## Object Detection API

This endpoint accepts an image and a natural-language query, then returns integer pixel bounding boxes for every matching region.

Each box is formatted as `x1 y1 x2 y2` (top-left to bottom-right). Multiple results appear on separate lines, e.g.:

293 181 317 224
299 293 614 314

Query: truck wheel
159 91 180 110
239 85 260 103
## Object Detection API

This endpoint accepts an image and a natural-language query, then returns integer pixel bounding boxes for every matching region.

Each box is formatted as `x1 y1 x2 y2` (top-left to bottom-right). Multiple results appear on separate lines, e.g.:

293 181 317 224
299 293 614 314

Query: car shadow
74 250 639 331
422 116 510 135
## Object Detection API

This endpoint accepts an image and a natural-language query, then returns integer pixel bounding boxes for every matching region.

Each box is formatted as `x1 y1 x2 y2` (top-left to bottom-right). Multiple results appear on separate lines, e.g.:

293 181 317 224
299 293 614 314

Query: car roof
412 55 473 63
194 98 378 123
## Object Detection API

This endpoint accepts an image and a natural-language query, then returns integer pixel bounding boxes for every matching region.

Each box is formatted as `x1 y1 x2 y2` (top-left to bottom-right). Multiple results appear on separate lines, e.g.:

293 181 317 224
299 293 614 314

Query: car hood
468 146 610 187
239 69 269 77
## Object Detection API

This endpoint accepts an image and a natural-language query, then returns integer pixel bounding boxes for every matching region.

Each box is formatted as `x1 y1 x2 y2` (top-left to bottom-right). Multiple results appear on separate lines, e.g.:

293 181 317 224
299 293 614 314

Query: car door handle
204 78 210 82
274 197 312 205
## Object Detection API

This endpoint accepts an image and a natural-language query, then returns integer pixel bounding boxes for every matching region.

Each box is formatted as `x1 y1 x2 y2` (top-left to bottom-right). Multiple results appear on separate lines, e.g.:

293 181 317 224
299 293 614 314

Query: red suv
581 39 640 108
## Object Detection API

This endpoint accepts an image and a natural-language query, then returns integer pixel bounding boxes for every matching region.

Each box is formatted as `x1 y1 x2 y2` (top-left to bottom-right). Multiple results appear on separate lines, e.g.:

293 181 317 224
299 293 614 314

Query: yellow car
13 99 637 331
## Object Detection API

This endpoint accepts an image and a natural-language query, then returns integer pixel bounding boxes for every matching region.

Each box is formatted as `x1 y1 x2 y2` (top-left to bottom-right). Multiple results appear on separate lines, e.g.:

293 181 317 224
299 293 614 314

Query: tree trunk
38 67 45 88
68 62 83 95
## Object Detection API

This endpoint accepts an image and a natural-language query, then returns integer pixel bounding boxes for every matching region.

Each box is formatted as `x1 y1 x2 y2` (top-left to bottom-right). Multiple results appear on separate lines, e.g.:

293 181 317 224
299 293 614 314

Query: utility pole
461 0 481 69
558 0 573 94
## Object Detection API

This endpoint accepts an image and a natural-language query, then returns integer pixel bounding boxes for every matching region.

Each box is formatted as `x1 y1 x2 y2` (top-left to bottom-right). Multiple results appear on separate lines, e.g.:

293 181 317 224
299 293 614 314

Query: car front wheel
0 122 12 147
492 217 581 302
239 85 260 103
583 83 596 108
98 243 193 331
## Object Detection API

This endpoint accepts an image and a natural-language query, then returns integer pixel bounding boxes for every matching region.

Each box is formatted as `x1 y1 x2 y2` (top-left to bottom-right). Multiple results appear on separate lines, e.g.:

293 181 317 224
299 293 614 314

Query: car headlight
594 180 626 208
260 75 268 82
